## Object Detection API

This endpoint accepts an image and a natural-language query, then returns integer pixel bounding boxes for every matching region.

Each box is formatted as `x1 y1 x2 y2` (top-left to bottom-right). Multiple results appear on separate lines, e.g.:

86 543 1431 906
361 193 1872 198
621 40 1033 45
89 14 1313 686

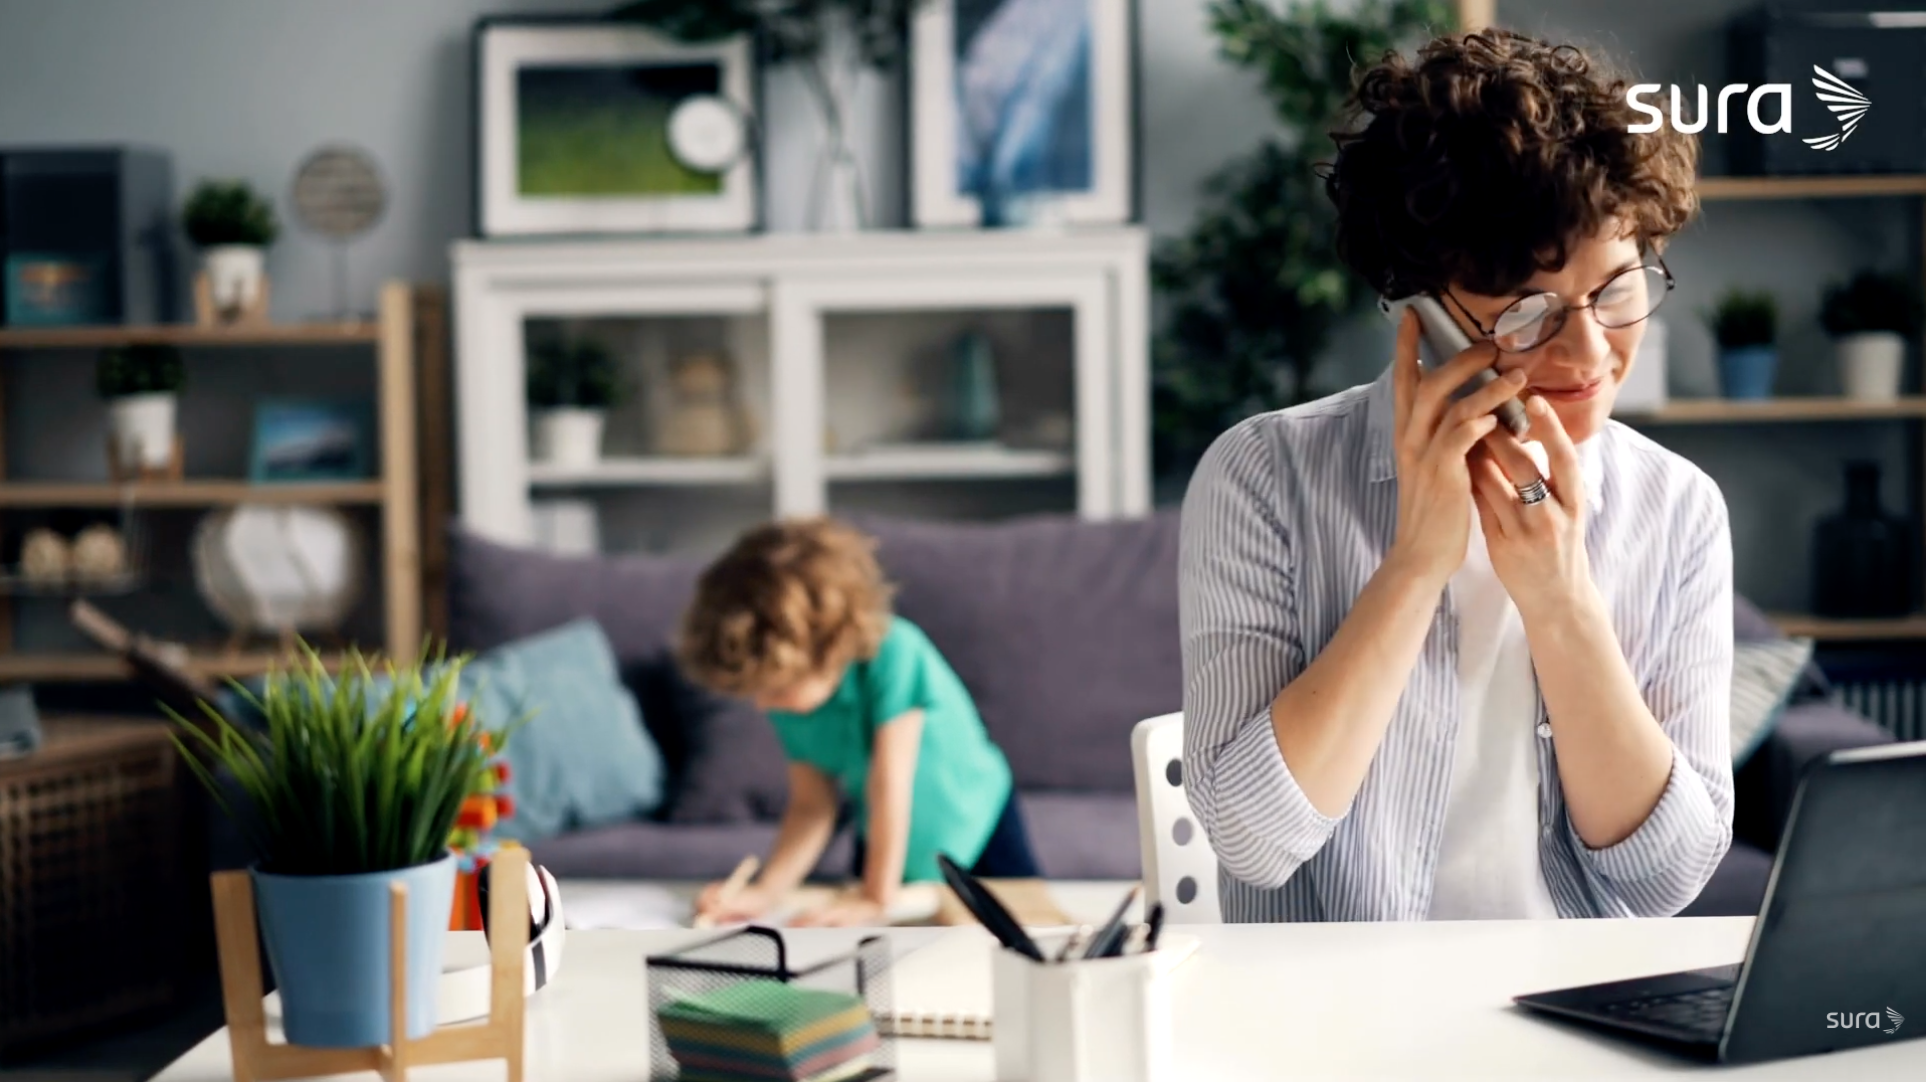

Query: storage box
0 146 177 325
1727 7 1926 175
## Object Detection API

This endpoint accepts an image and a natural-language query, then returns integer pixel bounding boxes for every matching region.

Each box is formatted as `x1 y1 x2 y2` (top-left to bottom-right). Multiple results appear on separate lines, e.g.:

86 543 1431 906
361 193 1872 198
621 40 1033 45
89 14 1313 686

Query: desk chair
1130 712 1221 924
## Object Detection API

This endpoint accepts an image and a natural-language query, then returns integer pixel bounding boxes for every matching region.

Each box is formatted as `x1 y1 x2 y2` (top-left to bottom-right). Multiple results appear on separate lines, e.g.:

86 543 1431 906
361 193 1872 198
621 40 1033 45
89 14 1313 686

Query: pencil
693 855 761 929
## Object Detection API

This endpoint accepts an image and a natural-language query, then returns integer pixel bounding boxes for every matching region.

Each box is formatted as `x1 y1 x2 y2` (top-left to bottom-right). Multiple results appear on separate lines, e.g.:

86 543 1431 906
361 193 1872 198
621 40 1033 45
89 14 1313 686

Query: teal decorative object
950 330 1000 442
1718 345 1778 399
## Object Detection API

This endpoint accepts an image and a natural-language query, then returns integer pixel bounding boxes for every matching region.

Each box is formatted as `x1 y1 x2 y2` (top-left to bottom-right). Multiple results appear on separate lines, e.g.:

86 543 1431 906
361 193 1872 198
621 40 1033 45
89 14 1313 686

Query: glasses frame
1444 257 1676 354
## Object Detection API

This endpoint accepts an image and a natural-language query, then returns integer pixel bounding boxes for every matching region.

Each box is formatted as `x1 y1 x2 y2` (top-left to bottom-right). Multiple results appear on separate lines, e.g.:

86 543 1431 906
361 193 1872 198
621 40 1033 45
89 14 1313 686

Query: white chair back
1130 712 1221 924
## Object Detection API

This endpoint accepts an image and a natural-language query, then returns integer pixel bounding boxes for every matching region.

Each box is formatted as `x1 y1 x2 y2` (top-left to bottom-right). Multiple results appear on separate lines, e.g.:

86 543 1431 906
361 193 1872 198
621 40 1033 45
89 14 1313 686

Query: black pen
1143 902 1165 954
1081 884 1141 960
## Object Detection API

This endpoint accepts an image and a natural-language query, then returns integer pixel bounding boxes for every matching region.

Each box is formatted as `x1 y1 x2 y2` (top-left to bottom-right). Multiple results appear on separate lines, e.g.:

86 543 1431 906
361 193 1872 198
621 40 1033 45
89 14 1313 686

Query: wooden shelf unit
0 322 379 349
1618 397 1926 426
1697 175 1926 201
0 283 423 682
1768 614 1926 642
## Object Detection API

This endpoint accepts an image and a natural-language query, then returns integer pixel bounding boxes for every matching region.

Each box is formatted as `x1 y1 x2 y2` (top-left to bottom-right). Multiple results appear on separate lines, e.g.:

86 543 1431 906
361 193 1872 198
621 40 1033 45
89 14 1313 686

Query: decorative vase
250 852 457 1048
106 391 177 469
951 331 1001 442
204 245 266 318
532 408 605 468
1717 345 1778 400
1834 331 1906 402
1812 460 1913 618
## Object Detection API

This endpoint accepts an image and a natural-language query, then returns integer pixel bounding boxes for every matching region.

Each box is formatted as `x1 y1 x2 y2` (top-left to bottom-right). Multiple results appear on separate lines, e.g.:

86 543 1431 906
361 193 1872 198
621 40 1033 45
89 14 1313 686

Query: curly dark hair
1325 29 1699 299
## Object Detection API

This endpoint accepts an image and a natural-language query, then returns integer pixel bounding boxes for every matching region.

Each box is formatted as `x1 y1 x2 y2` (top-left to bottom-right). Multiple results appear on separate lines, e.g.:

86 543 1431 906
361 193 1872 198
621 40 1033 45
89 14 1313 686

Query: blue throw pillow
458 618 666 841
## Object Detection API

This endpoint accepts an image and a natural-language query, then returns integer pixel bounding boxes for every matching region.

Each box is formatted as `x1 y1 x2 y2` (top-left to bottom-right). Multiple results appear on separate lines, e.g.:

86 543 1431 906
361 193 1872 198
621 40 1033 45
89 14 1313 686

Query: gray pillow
1732 637 1815 768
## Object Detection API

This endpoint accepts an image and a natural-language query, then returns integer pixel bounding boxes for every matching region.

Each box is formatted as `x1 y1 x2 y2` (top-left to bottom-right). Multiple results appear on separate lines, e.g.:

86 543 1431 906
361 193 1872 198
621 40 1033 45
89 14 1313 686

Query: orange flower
493 760 511 784
448 702 470 729
495 795 516 821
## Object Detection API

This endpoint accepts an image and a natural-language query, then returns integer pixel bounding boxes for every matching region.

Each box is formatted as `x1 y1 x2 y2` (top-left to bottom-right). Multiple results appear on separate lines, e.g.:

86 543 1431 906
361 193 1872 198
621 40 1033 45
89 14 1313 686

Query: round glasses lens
1494 294 1557 351
1594 266 1669 327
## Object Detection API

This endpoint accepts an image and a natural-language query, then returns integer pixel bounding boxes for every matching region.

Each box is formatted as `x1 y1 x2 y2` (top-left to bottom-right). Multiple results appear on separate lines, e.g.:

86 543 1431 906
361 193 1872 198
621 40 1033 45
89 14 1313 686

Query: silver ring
1516 479 1551 506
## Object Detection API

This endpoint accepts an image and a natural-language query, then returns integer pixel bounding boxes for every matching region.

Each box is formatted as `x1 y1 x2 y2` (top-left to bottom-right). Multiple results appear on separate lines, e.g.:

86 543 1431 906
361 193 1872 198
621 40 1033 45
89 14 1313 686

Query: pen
1081 884 1141 960
1143 901 1165 953
694 854 760 929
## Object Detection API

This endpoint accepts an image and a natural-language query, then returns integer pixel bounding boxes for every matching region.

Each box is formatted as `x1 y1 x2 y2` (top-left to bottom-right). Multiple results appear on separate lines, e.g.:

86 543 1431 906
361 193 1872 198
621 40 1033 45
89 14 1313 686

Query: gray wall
0 0 1919 614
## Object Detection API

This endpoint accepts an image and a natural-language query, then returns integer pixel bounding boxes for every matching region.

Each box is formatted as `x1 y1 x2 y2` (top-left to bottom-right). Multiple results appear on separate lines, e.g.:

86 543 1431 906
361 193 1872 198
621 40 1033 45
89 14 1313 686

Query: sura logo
1826 1007 1904 1035
1625 64 1871 151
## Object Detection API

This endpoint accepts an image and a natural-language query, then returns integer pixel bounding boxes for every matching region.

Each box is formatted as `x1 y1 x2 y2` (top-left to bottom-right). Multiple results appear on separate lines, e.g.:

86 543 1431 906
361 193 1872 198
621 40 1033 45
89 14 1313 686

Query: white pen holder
992 932 1199 1082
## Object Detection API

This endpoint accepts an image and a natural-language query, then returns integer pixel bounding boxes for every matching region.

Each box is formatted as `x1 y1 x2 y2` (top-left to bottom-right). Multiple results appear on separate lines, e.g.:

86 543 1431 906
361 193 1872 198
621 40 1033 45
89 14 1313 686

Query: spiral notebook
875 927 999 1041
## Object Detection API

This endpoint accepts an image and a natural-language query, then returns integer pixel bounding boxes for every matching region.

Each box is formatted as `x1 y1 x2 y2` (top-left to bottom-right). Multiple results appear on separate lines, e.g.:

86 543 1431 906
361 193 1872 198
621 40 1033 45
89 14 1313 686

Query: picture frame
910 0 1136 229
248 399 373 482
473 17 758 237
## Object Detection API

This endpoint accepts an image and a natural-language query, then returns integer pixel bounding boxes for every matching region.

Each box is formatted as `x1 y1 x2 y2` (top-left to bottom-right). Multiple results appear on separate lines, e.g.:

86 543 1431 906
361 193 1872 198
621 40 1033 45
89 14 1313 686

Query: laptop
1513 740 1926 1064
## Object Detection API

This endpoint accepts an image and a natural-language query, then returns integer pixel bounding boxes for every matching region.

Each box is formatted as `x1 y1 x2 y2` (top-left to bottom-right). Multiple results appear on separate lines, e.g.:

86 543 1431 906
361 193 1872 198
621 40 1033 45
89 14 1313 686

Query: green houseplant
1820 270 1922 402
182 180 279 320
97 344 186 473
1707 289 1779 400
172 647 504 1048
527 338 622 469
1151 0 1454 479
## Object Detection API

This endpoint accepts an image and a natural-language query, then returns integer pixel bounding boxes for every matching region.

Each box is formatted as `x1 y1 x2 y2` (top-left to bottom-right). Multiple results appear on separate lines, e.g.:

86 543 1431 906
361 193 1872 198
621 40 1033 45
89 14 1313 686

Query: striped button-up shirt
1178 366 1734 922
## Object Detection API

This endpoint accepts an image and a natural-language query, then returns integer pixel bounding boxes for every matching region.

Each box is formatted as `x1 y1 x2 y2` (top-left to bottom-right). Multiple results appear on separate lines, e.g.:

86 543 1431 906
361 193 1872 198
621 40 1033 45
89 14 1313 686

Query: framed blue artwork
910 0 1136 228
248 399 374 482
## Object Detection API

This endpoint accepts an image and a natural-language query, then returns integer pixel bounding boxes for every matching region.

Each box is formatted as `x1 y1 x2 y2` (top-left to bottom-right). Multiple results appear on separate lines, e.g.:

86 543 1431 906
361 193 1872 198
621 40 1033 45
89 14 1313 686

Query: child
677 516 1038 927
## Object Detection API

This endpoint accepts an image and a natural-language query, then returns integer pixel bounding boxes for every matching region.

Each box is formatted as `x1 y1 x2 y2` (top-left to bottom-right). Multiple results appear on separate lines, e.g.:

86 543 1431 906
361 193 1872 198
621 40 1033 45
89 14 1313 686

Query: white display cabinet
451 229 1149 556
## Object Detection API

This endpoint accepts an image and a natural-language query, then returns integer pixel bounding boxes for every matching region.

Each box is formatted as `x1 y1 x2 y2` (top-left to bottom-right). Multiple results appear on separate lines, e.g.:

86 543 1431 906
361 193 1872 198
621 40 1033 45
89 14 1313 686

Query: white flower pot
108 392 177 469
532 408 605 469
204 245 266 316
1835 331 1907 402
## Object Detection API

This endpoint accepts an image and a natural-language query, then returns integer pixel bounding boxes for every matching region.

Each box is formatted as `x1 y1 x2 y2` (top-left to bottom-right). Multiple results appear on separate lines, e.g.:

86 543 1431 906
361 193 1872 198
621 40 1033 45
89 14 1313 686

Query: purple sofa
444 514 1890 914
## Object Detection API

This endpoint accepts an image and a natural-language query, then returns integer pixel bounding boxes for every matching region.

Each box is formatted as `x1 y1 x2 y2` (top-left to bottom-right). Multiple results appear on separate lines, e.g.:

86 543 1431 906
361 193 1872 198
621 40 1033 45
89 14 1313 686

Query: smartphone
1378 293 1530 438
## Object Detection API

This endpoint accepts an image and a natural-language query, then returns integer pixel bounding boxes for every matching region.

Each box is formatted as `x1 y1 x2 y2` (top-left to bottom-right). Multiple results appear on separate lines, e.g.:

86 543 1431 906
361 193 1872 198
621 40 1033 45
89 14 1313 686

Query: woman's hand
1470 395 1597 619
694 881 777 925
1387 309 1529 585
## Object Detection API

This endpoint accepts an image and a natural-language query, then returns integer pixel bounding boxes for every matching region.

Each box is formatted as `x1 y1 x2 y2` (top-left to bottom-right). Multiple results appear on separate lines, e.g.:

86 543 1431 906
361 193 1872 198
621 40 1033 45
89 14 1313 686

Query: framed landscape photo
248 399 373 482
910 0 1135 229
474 18 757 236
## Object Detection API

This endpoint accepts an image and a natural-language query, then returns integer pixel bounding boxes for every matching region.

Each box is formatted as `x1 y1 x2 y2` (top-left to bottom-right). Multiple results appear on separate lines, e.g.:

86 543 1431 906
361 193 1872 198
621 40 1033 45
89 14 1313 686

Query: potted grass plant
1707 289 1779 400
1820 270 1923 402
97 344 185 472
182 179 278 319
527 338 620 469
171 647 508 1049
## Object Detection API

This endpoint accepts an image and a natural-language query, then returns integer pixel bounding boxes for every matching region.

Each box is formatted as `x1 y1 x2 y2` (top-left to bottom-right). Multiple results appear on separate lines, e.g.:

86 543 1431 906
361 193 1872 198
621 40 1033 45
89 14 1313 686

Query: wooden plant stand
105 433 184 482
209 846 529 1082
193 270 272 326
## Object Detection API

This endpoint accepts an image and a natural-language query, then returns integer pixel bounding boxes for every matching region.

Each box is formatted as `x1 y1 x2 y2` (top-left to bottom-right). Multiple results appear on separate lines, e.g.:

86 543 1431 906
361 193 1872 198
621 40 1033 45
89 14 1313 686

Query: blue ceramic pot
1718 345 1778 400
252 853 456 1048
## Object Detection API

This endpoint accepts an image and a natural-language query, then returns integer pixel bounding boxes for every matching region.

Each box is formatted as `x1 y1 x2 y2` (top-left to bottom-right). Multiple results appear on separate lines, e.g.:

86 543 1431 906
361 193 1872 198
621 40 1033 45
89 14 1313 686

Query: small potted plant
182 180 278 320
97 344 185 474
527 338 620 468
1707 289 1779 400
1820 270 1923 402
171 647 509 1049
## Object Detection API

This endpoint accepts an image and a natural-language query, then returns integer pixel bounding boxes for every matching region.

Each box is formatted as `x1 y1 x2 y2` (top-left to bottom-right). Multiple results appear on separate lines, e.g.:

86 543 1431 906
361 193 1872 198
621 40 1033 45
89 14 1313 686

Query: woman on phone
1179 29 1732 922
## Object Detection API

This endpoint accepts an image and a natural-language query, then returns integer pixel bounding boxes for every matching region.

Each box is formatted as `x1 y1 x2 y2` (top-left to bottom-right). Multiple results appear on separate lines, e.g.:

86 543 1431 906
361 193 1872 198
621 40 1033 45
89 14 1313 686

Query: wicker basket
0 717 187 1053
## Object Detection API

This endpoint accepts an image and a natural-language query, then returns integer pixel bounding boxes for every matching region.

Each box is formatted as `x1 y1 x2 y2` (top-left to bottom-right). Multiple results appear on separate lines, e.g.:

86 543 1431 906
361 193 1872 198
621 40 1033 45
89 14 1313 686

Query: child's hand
695 881 776 925
790 895 887 928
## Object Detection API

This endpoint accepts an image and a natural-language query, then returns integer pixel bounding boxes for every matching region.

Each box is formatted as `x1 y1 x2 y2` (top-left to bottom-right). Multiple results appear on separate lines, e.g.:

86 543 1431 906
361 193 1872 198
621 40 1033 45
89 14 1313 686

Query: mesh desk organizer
646 927 898 1081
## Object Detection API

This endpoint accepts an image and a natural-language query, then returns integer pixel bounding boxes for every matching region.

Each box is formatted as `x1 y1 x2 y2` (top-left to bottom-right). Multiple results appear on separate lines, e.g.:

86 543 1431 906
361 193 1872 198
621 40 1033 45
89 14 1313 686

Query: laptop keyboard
1596 984 1735 1036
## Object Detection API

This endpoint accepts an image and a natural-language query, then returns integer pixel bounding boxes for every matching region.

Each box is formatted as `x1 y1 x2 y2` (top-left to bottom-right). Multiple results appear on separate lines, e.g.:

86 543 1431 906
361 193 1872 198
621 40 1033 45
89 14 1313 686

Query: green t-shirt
768 616 1013 883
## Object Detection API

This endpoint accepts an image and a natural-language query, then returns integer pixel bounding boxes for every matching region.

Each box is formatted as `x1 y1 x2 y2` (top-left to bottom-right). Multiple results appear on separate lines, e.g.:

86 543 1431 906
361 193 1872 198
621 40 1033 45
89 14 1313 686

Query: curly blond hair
677 517 895 698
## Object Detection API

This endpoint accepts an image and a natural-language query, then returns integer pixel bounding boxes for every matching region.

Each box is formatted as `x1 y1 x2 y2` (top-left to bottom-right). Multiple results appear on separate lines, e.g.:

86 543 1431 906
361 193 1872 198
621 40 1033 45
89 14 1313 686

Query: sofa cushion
1729 637 1814 769
1732 594 1828 699
1019 791 1143 880
445 527 789 824
859 512 1184 793
528 820 854 881
1677 841 1772 918
1733 699 1895 852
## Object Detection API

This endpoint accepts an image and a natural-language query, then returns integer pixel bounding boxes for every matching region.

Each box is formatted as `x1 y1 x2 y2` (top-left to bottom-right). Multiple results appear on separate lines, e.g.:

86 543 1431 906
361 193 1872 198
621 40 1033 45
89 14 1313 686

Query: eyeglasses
1445 259 1676 354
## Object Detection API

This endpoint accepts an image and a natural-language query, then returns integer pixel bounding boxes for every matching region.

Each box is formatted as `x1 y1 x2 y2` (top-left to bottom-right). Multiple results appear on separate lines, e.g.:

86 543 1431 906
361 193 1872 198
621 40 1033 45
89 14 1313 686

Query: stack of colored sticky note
659 979 880 1082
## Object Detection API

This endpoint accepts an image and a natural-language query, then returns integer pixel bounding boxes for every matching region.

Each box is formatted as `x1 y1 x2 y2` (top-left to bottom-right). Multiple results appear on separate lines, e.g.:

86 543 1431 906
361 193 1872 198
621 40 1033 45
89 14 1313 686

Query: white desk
154 917 1925 1081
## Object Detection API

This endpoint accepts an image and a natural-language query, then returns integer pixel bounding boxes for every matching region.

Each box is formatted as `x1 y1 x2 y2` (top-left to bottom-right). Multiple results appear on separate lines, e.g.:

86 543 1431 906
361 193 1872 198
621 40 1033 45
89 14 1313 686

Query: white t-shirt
1428 445 1560 920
